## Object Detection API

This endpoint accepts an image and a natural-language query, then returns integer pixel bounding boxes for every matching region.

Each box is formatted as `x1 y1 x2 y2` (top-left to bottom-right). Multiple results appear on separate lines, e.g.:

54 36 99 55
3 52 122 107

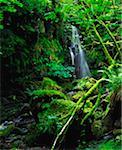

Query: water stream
69 25 91 78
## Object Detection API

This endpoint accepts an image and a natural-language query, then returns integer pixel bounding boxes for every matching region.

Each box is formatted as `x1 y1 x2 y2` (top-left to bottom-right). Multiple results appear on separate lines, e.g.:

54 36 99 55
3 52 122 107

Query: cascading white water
69 25 91 78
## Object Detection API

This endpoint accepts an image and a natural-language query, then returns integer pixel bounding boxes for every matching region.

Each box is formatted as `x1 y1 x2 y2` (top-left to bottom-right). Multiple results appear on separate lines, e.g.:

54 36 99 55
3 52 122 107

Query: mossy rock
32 89 67 100
37 99 76 134
0 123 15 137
73 77 96 91
91 120 105 137
41 77 62 90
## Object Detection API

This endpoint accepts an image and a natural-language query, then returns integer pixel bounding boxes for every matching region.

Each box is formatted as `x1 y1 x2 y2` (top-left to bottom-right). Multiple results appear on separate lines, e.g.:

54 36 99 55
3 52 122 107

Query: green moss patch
37 99 76 134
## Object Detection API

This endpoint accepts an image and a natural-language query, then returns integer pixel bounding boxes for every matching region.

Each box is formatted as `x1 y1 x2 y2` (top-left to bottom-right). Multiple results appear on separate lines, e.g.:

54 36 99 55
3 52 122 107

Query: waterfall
69 25 91 78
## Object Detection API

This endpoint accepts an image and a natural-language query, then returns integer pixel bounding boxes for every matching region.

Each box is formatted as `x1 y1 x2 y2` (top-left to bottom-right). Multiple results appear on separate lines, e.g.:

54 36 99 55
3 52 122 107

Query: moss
98 138 122 150
41 77 62 90
73 77 96 91
77 137 122 150
91 120 104 137
37 99 76 134
72 91 85 100
83 100 93 113
35 37 64 62
32 89 67 100
0 124 15 137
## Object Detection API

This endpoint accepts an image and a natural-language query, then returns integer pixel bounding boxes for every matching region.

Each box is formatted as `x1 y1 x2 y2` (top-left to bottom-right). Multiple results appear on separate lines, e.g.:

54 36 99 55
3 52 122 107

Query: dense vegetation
0 0 122 149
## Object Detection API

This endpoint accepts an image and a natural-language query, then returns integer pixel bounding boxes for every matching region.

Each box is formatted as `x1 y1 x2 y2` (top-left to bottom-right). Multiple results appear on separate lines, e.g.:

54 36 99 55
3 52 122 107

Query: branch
80 93 101 125
93 24 114 65
81 2 114 65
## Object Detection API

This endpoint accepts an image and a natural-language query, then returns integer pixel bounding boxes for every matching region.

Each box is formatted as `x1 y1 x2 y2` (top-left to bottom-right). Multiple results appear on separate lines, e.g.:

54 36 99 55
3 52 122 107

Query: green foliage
38 99 76 134
22 0 51 13
46 61 74 78
99 65 122 91
76 136 122 150
1 29 31 75
25 77 67 105
41 77 62 90
0 0 23 29
25 124 40 146
1 30 25 57
72 91 85 100
33 37 74 79
98 138 122 150
83 99 93 113
73 77 96 91
1 0 121 148
91 120 104 137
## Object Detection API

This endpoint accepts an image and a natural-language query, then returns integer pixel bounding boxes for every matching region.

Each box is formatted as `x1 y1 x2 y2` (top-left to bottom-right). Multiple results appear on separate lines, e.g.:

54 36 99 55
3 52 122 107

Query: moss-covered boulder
91 120 105 137
32 89 67 100
37 99 76 134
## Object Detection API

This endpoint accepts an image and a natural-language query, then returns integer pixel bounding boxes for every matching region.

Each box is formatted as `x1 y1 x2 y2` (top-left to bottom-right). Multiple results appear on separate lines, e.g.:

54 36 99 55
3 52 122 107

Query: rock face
0 100 36 149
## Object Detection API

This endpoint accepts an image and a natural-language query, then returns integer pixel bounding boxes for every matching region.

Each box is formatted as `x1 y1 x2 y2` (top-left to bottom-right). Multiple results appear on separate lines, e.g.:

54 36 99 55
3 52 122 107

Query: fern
98 65 122 91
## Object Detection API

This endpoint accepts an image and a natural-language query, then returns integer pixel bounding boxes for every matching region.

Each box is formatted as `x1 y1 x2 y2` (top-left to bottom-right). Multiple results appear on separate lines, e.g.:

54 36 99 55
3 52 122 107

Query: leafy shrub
1 30 26 57
33 37 74 79
99 65 122 91
0 0 23 29
46 61 74 78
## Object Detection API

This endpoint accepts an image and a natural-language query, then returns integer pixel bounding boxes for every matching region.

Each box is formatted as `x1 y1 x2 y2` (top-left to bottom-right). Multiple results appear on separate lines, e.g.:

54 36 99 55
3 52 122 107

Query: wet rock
5 134 22 143
0 121 14 137
14 113 35 127
13 127 28 135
